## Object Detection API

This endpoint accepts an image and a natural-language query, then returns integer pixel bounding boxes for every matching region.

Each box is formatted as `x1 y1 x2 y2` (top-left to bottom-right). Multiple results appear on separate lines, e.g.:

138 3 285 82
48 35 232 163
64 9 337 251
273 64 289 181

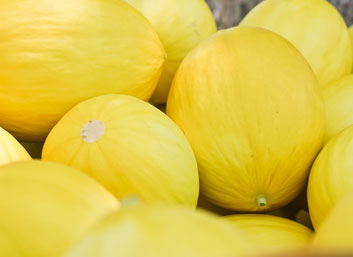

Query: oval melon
308 125 353 229
42 94 199 207
167 26 324 212
225 214 313 253
0 160 119 257
0 0 165 141
241 0 352 86
63 205 253 257
125 0 216 104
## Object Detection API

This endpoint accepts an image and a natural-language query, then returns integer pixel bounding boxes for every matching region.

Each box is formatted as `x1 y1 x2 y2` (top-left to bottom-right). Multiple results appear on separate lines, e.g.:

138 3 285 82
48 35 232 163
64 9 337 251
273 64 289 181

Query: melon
42 94 199 207
125 0 216 103
0 160 119 257
63 205 253 257
308 125 353 229
0 127 31 165
225 214 313 253
0 0 165 141
241 0 352 86
167 26 324 212
323 74 353 143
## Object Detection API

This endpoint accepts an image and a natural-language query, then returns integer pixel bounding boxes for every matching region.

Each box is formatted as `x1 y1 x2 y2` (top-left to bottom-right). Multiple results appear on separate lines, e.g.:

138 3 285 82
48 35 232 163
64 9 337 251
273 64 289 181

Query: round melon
240 0 352 86
323 74 353 143
308 125 353 229
0 160 119 257
125 0 217 104
0 127 31 166
42 94 199 207
167 26 324 212
0 0 165 141
225 214 313 253
63 205 253 257
311 191 353 253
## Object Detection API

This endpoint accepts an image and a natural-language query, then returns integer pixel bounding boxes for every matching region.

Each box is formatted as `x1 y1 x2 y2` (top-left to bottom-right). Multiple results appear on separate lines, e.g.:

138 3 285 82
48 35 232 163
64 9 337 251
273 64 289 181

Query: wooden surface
205 0 353 29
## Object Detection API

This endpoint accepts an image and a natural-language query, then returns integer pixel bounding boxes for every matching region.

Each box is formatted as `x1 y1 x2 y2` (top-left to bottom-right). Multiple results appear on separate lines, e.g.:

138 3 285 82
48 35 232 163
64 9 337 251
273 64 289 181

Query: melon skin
0 127 31 165
125 0 217 104
323 74 353 144
0 0 165 141
63 205 253 257
167 26 324 212
311 191 353 253
240 0 352 87
42 94 199 207
224 214 313 253
0 160 119 257
308 126 353 229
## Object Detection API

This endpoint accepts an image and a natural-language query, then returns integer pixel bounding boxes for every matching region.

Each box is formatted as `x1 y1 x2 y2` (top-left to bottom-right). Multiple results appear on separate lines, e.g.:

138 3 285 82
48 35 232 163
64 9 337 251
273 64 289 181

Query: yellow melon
0 160 119 257
63 205 253 257
323 75 353 143
42 94 199 207
0 0 165 141
0 127 31 165
240 0 352 86
308 125 353 229
167 27 324 212
311 191 353 253
125 0 217 104
225 214 313 253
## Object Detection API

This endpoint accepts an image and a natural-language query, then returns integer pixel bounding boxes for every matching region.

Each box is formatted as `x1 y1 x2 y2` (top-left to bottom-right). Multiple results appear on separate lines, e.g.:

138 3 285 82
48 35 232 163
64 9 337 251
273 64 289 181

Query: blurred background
205 0 353 29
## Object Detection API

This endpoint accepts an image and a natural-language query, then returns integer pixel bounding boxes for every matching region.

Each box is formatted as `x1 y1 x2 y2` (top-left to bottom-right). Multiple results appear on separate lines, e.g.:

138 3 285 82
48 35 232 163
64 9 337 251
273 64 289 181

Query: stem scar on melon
256 195 267 207
80 120 105 143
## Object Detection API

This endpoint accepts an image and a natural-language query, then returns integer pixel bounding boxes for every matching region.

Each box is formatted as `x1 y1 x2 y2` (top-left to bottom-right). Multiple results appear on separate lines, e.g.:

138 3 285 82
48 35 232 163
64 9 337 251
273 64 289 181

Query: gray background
205 0 353 29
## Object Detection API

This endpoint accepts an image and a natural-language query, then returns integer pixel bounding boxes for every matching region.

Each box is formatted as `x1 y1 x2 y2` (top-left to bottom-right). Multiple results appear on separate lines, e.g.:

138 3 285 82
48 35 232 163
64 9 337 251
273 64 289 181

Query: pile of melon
1 0 353 256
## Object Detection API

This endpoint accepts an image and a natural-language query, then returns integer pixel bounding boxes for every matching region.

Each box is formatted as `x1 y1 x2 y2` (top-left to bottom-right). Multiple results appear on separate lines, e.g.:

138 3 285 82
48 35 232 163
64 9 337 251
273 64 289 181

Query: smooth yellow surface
42 94 199 207
0 127 31 166
64 205 253 257
312 191 353 252
240 0 352 86
225 214 313 253
0 0 165 141
126 0 216 104
308 126 353 229
0 160 119 257
323 74 353 143
167 27 324 212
